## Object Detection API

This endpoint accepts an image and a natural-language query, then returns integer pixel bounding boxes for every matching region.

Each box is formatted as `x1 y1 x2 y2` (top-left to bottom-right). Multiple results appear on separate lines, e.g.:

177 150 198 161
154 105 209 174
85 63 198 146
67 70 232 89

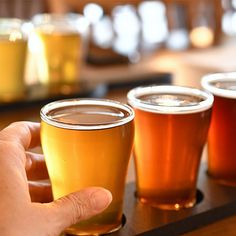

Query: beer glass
32 14 89 92
40 99 134 235
127 85 213 210
0 18 28 102
201 72 236 186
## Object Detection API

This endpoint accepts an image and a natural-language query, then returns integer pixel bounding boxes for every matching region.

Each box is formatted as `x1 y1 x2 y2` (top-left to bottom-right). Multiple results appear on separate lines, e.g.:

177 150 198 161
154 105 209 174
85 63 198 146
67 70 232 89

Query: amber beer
202 73 236 186
128 86 213 210
40 99 134 235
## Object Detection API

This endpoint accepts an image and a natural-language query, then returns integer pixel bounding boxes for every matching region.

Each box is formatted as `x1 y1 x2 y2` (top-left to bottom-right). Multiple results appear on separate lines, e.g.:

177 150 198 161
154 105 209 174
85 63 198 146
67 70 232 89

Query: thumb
42 187 112 234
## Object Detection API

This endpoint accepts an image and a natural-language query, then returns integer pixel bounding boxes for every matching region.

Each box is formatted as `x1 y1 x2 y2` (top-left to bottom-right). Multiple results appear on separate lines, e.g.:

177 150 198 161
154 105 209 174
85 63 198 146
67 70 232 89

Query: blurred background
0 0 236 105
0 0 230 52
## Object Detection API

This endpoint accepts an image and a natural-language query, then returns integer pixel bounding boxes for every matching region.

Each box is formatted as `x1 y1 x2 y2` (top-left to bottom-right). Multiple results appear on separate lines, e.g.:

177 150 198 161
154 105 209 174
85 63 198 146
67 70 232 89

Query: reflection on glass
112 5 141 62
166 29 189 50
92 16 114 48
113 5 140 38
232 0 236 8
166 4 189 50
83 3 114 49
113 36 140 63
83 3 103 24
138 0 168 51
221 0 236 36
222 11 236 35
190 0 215 48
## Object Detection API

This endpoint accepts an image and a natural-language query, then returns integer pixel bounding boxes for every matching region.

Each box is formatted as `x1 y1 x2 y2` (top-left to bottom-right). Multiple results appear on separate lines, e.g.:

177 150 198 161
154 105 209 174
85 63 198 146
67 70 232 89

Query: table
1 47 236 235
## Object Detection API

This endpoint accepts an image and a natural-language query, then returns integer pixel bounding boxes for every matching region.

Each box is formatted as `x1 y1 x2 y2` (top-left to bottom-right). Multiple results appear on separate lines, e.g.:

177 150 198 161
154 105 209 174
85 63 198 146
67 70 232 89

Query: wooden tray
113 163 236 235
0 72 172 111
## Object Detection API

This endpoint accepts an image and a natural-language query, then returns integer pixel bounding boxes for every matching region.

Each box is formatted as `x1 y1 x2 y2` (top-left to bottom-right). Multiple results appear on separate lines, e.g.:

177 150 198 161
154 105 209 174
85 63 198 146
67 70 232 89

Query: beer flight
40 72 236 235
1 14 236 236
0 14 89 101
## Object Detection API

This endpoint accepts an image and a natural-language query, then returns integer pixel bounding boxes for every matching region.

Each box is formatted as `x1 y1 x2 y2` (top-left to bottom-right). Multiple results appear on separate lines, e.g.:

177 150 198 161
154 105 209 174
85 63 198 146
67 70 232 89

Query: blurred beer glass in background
32 13 89 94
40 99 134 235
189 0 215 49
128 85 213 210
0 18 28 102
202 73 236 186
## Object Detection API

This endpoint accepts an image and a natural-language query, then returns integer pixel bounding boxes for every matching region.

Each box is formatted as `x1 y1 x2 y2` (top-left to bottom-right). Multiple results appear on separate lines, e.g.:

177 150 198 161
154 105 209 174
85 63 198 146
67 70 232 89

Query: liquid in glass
41 99 134 235
128 86 213 210
202 75 236 186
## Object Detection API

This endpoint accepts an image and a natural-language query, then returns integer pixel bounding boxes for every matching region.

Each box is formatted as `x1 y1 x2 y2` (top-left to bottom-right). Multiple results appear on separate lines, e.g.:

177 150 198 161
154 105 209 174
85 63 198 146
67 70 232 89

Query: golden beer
202 73 236 186
0 19 27 101
36 30 82 84
40 99 134 235
128 86 213 210
33 14 88 92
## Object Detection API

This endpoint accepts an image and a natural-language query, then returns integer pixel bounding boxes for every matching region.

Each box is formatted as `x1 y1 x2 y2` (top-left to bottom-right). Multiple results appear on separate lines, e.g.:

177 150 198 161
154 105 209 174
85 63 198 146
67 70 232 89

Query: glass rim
32 13 84 22
32 13 89 35
201 72 236 99
0 18 25 24
32 13 87 27
0 18 29 39
40 98 134 130
127 85 214 114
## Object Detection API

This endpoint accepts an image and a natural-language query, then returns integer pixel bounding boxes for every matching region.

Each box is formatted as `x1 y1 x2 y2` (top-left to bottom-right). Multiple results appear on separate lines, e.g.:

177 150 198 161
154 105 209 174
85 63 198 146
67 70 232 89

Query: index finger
0 121 41 150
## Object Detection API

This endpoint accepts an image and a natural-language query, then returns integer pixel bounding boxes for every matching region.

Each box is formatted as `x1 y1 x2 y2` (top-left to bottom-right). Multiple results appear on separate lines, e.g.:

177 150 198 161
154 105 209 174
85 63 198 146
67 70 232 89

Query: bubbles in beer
212 81 236 91
139 94 203 107
202 77 236 99
47 104 130 126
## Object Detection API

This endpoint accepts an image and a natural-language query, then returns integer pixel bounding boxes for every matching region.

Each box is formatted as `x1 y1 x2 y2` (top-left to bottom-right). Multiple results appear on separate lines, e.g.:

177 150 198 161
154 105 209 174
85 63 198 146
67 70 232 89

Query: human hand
0 122 112 236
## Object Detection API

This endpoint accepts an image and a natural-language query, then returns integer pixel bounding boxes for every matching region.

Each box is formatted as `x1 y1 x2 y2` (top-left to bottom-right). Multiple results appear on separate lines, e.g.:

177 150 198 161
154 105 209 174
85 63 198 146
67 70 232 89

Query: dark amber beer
128 86 213 210
202 73 236 186
40 99 134 235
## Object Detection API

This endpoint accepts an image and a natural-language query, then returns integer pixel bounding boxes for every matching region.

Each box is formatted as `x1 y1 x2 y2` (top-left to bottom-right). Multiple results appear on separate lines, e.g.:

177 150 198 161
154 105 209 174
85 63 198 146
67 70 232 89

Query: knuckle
63 193 90 224
0 121 30 145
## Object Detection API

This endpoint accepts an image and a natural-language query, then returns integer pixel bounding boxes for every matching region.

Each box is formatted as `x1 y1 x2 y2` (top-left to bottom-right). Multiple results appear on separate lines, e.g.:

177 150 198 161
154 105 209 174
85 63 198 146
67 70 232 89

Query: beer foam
201 73 236 99
36 24 78 35
41 99 134 130
32 13 88 36
0 32 24 41
127 85 213 114
138 94 202 107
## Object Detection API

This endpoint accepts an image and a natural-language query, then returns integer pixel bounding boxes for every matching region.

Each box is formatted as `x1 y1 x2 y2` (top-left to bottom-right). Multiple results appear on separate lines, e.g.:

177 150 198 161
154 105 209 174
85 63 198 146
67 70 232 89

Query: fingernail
91 189 112 211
